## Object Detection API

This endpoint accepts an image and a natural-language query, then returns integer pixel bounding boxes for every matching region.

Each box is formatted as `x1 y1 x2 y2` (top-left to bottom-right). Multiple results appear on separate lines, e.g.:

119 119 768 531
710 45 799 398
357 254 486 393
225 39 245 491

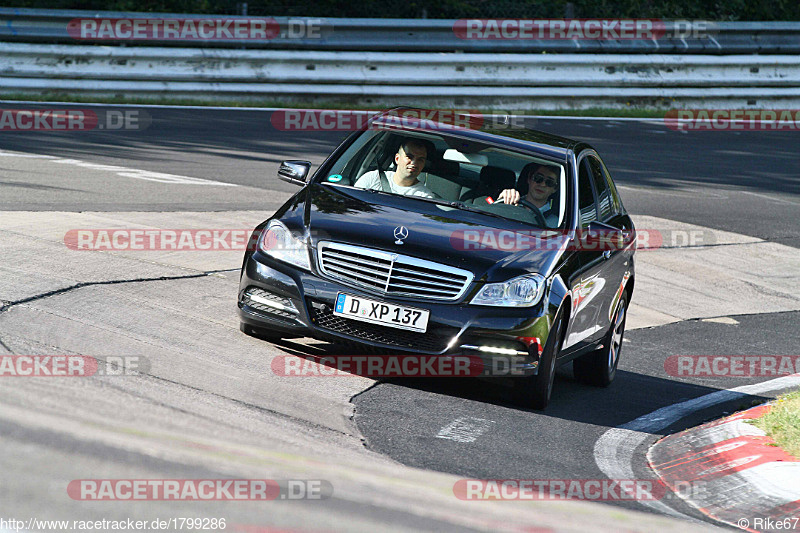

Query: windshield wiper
353 188 457 208
445 201 520 222
403 196 522 224
344 187 537 224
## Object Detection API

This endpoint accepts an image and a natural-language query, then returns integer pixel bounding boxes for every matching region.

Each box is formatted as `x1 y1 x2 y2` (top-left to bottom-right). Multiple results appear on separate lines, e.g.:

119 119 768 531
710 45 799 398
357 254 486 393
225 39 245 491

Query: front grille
317 242 473 301
308 300 455 353
241 287 298 319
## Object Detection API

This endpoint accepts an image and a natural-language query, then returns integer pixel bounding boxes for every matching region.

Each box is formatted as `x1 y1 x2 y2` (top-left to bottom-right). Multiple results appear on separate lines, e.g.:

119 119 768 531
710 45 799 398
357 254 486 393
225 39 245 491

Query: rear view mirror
278 160 312 185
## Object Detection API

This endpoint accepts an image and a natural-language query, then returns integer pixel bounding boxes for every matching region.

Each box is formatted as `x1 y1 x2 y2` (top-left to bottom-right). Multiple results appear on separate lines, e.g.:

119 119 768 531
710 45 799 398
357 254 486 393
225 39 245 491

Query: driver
497 162 560 227
354 139 436 198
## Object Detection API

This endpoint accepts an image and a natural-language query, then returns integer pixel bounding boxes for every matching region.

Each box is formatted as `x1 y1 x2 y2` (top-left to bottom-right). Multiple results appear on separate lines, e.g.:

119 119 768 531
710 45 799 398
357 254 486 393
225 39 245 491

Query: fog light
459 344 529 357
242 287 298 316
478 346 519 356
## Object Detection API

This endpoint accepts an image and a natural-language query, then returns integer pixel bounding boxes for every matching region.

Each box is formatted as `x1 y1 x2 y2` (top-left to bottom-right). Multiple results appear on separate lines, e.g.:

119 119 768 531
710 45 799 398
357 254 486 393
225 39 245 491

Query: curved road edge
648 400 800 532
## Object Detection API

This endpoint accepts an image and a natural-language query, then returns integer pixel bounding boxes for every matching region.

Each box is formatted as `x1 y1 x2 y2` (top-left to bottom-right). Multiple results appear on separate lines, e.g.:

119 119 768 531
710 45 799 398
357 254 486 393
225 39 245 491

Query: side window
578 158 598 228
588 156 613 220
327 131 383 185
600 159 623 214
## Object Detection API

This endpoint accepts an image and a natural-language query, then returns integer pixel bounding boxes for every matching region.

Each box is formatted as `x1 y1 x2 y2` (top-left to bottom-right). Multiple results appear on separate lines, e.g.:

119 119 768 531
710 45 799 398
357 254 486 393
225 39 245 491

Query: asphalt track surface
1 103 799 532
353 311 800 521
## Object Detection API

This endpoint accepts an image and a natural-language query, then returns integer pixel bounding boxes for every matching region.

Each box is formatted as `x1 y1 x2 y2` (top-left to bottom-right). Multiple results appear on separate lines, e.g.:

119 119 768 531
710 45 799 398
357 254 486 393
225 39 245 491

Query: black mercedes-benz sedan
238 110 636 409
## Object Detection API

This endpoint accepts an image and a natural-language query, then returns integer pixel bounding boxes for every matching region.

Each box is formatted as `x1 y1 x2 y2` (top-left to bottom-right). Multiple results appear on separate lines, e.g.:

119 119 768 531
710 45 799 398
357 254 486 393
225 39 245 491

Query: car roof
371 107 584 162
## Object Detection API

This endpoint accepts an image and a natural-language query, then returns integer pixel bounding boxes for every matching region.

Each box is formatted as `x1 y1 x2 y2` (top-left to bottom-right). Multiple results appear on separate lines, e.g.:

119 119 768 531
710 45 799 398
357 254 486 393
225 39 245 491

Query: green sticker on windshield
327 174 343 182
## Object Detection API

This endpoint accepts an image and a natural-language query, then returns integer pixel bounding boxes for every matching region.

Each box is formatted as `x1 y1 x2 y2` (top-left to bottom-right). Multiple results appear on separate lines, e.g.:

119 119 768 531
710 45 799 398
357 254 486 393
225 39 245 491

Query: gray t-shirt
354 170 435 198
539 198 560 227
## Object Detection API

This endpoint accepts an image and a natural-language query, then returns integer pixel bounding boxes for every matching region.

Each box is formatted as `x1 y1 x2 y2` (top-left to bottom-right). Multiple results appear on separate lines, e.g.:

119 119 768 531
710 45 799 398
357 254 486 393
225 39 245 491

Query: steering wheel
493 197 548 227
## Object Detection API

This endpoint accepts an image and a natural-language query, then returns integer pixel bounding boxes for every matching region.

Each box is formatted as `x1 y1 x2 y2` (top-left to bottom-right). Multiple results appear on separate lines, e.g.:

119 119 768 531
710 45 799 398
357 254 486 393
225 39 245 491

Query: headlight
470 274 546 307
258 220 311 270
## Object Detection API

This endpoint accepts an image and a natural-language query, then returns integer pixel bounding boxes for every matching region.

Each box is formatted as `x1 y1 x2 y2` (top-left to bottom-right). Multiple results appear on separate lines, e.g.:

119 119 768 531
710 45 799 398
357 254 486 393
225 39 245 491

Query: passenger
497 163 560 226
354 139 435 198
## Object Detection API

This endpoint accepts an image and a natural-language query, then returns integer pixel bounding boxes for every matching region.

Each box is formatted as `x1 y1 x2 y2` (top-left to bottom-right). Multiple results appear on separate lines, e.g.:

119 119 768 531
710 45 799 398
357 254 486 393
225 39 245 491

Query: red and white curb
648 403 800 531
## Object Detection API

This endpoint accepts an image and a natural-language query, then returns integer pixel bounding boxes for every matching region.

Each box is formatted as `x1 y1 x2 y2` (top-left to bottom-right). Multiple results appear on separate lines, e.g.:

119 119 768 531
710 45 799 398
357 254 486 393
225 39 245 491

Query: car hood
302 184 567 282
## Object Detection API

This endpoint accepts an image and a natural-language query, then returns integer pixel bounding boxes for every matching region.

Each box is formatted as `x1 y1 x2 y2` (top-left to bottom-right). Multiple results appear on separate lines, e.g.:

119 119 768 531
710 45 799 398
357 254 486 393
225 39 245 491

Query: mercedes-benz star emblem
393 226 409 245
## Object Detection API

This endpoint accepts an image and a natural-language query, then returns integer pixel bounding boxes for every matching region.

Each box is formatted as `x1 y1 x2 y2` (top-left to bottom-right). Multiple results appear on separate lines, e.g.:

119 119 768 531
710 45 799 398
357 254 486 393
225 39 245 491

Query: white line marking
616 184 729 199
594 374 800 521
737 190 800 206
436 417 495 443
700 317 739 325
0 149 236 186
0 151 55 159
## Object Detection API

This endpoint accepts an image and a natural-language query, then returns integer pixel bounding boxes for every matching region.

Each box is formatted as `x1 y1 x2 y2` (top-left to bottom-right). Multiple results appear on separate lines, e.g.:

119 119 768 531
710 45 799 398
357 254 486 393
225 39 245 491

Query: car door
593 154 635 327
562 152 604 351
581 153 632 340
563 150 627 352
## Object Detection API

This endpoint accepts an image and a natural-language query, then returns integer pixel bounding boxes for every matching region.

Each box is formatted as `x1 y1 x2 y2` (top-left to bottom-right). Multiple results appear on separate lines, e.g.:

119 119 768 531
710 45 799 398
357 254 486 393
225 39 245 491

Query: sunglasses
529 172 558 188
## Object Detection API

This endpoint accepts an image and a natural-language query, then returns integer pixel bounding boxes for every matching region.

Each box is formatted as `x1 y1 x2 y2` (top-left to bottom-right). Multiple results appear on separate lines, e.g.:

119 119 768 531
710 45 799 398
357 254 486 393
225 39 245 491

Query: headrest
479 165 516 192
429 158 460 176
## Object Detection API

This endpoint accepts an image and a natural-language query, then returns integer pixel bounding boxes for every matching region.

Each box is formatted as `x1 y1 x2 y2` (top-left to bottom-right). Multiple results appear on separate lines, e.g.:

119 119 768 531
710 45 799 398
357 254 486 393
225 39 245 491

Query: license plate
333 293 430 333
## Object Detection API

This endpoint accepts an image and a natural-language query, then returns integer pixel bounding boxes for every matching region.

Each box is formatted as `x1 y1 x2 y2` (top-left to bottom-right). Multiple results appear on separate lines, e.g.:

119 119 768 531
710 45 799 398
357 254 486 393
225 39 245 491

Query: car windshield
318 129 568 229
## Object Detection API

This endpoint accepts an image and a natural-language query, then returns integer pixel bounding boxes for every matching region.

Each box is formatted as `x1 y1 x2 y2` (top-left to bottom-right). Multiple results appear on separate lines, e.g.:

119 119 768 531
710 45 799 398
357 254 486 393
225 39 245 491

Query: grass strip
751 390 800 458
0 92 671 118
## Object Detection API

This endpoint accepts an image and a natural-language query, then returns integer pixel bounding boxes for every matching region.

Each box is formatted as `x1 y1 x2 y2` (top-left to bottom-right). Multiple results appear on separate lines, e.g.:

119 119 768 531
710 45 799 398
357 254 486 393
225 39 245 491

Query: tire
511 307 566 410
240 322 285 342
573 292 628 387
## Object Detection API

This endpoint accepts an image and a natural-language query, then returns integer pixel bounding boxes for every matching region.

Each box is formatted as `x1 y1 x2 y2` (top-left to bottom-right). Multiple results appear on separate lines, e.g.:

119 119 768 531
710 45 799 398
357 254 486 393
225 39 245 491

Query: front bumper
238 251 554 376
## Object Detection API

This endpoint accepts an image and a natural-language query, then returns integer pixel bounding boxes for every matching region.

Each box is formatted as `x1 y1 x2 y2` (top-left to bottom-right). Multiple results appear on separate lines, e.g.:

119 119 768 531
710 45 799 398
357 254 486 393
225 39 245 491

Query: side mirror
278 160 312 185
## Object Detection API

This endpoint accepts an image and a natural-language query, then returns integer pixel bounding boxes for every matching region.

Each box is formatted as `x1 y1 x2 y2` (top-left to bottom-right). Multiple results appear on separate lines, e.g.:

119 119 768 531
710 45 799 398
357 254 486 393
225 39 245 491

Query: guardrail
2 42 800 109
4 44 800 87
2 7 800 54
2 8 799 109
